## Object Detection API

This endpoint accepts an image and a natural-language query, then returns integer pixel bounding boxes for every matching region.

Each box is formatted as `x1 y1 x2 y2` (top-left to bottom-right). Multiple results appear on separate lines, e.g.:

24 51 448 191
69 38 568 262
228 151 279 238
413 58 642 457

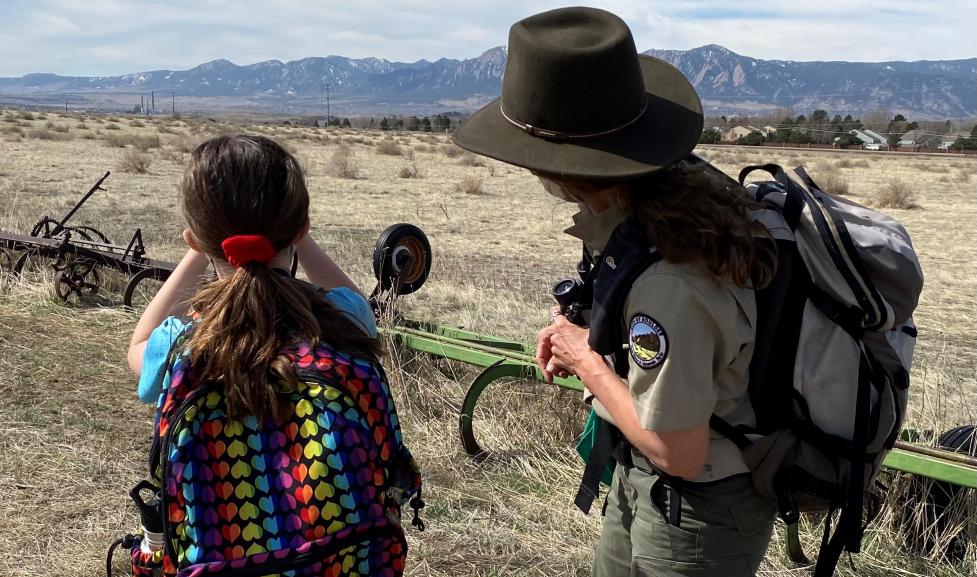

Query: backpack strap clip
409 487 426 531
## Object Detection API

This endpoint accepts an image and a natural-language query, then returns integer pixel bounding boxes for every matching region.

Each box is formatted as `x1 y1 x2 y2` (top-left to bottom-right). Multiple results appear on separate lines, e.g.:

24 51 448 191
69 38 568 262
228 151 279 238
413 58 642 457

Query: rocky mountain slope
643 44 976 118
1 45 972 117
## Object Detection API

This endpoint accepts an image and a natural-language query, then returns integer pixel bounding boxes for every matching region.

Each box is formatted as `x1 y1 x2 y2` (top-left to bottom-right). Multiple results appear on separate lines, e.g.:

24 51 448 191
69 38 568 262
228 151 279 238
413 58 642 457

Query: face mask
538 177 578 202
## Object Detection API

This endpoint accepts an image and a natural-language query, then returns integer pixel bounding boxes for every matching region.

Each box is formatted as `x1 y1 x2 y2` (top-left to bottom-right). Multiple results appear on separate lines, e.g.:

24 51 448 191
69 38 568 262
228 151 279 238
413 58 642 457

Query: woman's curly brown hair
620 156 777 289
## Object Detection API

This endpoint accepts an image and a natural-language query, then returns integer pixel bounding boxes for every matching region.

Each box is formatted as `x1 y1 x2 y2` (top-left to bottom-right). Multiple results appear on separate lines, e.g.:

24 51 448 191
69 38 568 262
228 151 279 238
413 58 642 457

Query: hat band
500 97 648 142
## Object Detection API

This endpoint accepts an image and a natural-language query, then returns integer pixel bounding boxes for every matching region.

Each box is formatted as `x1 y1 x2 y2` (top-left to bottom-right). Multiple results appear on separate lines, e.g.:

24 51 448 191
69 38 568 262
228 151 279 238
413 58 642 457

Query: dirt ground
0 111 974 576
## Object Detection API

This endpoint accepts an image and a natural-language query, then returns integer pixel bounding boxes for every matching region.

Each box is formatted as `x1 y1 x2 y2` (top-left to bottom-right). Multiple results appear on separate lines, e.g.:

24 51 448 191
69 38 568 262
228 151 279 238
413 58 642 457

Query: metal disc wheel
69 226 111 244
372 223 432 295
13 249 55 280
55 259 100 302
124 268 171 310
0 248 12 273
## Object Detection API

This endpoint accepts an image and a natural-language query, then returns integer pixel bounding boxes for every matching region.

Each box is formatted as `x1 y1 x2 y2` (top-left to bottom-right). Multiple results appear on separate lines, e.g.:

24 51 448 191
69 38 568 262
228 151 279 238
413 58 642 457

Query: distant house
722 125 756 142
898 131 968 149
849 129 887 149
862 129 888 143
761 125 779 137
937 132 970 149
898 130 919 147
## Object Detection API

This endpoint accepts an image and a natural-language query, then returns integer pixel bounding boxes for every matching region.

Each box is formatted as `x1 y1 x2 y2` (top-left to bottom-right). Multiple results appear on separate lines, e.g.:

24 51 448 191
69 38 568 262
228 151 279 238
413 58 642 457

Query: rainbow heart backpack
111 325 423 577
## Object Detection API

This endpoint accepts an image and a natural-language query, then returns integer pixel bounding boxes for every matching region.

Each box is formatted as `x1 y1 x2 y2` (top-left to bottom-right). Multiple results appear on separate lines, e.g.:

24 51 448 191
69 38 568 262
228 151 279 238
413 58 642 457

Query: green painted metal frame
382 321 977 489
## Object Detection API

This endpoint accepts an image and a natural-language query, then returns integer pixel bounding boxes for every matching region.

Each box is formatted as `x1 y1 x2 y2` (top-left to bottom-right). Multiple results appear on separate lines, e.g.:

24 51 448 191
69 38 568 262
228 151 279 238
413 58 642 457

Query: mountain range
0 45 973 118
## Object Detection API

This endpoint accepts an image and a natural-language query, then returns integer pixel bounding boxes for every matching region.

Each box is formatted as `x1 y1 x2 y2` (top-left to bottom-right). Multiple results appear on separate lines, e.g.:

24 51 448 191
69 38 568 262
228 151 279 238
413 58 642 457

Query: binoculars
551 255 593 326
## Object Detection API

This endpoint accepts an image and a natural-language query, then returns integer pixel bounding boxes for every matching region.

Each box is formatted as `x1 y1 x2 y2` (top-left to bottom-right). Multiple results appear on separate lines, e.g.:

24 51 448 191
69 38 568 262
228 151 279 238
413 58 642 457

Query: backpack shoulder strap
740 163 805 231
573 415 619 514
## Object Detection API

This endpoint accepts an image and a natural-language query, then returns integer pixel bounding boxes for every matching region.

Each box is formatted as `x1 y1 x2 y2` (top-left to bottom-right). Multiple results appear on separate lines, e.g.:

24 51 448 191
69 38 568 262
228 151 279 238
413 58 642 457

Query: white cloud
0 0 973 76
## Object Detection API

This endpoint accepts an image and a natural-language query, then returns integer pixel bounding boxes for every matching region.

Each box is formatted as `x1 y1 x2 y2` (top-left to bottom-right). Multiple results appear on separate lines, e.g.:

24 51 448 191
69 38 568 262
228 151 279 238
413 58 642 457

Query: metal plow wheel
123 267 171 310
12 248 55 280
372 223 432 297
54 258 100 303
69 225 112 244
0 247 12 273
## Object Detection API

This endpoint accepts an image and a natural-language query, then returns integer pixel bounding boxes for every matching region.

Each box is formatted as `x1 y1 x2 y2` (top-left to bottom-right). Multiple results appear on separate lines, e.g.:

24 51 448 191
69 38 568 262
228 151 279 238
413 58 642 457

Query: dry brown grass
0 124 24 138
815 171 851 195
27 128 71 141
376 139 404 156
458 151 485 167
171 135 199 153
456 173 484 194
118 150 152 174
834 157 871 169
104 132 160 150
44 121 70 133
876 179 920 209
327 144 360 179
442 143 464 159
398 163 420 179
1 127 974 577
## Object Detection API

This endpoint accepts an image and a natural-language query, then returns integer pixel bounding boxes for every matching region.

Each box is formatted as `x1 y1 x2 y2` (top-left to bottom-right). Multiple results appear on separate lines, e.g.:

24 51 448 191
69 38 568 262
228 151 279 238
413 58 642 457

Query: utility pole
140 94 144 114
151 91 155 114
171 92 175 117
325 83 331 125
65 100 68 115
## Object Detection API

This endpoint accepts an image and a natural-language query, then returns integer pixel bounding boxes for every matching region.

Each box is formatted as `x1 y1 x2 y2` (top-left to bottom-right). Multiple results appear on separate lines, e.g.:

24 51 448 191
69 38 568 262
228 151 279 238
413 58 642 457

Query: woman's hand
536 306 569 385
547 313 604 381
539 308 709 479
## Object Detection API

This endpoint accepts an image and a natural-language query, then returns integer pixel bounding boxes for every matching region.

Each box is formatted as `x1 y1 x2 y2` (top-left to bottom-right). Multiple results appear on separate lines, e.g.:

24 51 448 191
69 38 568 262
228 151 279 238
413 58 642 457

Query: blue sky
1 0 974 77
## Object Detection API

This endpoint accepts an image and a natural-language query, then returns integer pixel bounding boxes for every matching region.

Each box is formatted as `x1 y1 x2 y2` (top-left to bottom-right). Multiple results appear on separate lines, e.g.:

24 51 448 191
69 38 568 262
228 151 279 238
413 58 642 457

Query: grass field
0 110 974 576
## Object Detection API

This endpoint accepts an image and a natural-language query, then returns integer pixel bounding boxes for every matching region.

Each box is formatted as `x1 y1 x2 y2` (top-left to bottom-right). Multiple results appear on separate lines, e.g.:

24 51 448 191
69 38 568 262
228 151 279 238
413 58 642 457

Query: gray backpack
711 164 922 577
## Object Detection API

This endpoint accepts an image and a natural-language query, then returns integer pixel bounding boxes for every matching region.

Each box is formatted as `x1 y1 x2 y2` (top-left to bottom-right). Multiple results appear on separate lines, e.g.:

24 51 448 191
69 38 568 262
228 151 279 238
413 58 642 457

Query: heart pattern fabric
147 327 421 577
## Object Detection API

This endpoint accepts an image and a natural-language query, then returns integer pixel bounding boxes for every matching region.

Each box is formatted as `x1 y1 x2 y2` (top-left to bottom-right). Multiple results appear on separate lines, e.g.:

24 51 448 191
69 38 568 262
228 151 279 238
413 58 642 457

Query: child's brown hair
181 135 379 420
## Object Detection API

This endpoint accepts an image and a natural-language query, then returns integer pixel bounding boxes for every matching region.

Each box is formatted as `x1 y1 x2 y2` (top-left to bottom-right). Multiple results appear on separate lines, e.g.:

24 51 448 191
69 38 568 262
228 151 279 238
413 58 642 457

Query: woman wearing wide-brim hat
455 7 779 577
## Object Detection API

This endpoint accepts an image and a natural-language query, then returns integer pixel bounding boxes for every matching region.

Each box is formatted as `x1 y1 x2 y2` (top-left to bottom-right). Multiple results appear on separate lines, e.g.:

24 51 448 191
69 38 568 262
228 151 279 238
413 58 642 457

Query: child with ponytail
124 135 421 577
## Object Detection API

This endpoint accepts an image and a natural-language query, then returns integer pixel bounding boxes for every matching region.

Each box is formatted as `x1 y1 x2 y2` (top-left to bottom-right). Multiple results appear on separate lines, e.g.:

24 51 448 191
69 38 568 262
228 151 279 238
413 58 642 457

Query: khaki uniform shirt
566 206 756 482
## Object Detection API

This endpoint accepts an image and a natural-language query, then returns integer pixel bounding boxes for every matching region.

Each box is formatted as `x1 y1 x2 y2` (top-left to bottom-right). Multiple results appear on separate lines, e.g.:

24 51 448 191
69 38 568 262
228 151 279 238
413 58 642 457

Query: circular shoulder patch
629 314 668 370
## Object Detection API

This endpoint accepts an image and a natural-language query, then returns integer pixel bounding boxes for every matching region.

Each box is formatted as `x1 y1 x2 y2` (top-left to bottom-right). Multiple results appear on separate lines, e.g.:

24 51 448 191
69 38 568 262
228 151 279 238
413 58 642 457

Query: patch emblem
629 314 667 369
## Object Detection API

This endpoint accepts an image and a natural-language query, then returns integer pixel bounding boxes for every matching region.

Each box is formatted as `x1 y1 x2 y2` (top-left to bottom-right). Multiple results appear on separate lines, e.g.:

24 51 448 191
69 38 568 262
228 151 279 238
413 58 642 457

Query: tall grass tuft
456 174 484 195
327 144 359 179
118 150 152 174
375 139 403 156
876 180 920 209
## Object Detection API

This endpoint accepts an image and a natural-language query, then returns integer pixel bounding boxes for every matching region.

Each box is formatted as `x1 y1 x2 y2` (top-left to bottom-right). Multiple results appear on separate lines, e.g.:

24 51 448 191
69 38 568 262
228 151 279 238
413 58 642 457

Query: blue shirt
137 287 377 405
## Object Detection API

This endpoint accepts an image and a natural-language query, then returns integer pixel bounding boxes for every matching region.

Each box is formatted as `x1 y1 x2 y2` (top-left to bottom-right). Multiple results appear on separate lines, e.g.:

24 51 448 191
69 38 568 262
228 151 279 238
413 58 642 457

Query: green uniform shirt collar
564 204 629 256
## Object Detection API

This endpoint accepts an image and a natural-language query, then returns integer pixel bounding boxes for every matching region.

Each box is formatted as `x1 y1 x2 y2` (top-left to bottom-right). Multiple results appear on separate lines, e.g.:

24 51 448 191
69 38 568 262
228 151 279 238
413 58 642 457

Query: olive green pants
592 461 776 577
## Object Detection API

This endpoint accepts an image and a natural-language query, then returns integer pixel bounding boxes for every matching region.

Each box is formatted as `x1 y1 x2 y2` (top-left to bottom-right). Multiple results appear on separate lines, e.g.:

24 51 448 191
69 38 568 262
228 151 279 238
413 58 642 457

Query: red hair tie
221 235 277 268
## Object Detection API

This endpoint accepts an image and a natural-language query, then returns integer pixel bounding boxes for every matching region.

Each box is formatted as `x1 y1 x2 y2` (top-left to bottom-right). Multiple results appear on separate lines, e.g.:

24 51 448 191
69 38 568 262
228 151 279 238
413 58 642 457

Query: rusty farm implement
0 171 175 307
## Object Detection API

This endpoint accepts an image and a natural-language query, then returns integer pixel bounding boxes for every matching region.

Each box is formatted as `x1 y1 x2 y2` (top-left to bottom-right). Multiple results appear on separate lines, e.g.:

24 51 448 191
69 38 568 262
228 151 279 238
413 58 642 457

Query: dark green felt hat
454 6 703 180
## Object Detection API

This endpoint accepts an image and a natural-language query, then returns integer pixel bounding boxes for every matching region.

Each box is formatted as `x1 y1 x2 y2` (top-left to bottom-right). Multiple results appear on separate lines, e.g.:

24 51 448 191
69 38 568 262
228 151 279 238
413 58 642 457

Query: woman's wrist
577 351 613 389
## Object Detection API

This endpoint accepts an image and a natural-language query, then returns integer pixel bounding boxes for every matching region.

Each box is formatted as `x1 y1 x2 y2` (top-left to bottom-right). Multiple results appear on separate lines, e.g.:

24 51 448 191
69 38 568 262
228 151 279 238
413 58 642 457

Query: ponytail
187 265 381 421
180 134 380 421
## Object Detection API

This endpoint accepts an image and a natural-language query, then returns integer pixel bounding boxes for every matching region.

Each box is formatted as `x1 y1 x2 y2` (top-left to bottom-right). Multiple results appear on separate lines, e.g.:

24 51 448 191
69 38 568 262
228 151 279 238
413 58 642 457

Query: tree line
701 108 976 149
